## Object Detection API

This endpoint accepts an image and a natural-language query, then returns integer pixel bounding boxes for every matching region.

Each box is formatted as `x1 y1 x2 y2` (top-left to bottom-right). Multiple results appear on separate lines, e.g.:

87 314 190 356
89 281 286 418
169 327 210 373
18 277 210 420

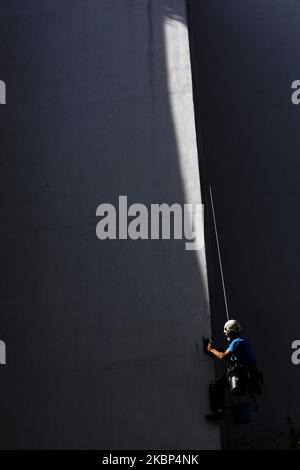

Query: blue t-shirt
226 337 256 365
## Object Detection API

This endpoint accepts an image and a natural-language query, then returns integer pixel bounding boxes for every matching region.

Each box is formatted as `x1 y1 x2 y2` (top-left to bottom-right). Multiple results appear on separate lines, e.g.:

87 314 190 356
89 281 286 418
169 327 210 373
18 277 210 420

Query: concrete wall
0 1 219 449
188 0 300 449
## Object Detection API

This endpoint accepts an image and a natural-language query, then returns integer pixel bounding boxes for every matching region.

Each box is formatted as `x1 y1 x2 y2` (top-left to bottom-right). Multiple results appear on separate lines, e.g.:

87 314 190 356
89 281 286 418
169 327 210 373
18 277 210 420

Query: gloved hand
203 337 214 357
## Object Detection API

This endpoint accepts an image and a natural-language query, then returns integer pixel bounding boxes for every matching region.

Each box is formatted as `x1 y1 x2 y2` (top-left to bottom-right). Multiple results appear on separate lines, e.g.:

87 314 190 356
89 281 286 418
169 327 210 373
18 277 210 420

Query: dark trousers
209 372 229 412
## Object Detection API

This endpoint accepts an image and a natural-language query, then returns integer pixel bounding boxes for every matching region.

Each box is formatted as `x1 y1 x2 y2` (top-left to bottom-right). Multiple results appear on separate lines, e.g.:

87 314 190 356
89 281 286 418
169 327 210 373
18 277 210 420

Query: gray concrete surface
188 0 300 449
0 1 219 449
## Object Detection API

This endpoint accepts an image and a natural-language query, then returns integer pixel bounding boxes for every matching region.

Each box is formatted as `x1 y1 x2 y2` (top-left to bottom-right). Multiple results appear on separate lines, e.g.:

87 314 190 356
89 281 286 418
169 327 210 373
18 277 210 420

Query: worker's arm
207 343 231 360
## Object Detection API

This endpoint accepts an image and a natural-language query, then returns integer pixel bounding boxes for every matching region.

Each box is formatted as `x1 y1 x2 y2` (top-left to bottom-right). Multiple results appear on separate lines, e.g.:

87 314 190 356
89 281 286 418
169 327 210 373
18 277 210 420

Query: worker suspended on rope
204 319 262 422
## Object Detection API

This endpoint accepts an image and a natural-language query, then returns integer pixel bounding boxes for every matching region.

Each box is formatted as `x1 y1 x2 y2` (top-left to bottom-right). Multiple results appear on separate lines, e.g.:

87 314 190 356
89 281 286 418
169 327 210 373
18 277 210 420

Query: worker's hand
207 342 213 352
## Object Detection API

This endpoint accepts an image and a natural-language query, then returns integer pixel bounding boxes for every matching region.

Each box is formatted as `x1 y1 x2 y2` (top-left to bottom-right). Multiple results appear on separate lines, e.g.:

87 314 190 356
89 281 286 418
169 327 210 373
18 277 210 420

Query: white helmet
224 319 242 334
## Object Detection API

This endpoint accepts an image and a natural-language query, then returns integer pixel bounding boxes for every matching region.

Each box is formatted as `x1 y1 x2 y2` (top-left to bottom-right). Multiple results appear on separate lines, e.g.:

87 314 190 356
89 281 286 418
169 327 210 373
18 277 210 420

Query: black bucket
228 370 248 396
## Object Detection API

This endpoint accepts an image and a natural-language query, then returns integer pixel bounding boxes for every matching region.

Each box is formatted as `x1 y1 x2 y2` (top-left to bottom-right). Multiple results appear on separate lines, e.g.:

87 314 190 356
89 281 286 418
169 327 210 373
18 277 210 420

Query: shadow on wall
187 0 300 450
0 0 218 449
